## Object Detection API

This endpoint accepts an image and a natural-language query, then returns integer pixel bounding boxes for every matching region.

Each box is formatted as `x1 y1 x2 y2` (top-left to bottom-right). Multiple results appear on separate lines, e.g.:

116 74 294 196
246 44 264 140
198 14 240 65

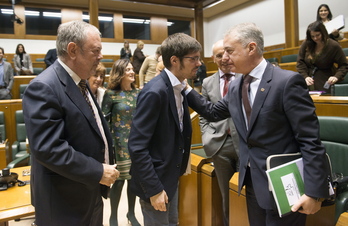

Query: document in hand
266 155 304 217
325 15 345 34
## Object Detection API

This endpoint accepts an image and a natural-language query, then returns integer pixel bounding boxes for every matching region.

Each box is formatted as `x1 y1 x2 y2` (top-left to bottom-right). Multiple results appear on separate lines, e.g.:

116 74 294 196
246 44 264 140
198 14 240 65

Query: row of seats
266 47 348 63
0 110 30 169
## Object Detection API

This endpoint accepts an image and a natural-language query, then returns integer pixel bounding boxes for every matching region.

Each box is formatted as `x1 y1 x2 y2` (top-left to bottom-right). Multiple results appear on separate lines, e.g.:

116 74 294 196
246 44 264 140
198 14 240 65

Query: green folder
266 154 304 217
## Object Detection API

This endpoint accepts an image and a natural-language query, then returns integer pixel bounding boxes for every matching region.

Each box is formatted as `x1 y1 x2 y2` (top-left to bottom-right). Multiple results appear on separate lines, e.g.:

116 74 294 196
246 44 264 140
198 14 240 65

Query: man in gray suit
0 47 14 100
199 39 240 226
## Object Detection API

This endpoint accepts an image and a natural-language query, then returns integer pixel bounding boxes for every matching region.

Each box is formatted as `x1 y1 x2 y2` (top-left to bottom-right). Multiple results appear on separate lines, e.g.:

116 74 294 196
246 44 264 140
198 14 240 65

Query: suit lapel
213 73 222 99
248 64 273 134
229 76 249 141
54 62 102 138
160 72 182 132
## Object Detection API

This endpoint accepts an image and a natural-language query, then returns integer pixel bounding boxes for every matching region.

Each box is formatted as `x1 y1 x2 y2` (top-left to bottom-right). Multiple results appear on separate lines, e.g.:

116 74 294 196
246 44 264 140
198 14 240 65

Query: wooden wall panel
150 17 167 44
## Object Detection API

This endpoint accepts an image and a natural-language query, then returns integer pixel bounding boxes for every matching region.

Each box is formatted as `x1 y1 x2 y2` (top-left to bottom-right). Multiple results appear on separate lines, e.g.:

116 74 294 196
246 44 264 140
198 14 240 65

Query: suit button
177 164 180 168
101 148 105 153
248 145 252 149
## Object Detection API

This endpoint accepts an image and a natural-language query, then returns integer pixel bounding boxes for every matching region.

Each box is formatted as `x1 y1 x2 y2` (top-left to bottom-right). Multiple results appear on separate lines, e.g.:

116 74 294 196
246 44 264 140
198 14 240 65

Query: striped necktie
78 79 95 117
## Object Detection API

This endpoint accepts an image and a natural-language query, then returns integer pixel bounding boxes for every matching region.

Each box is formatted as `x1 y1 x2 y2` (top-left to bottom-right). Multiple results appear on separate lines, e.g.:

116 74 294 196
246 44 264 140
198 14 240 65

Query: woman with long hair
102 59 140 226
13 44 33 75
316 4 344 41
297 21 348 92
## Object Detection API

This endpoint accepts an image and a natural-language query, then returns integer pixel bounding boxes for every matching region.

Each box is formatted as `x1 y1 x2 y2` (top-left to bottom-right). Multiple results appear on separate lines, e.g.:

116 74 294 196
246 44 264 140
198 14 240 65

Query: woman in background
297 21 348 92
120 40 132 60
316 4 344 41
88 62 106 107
13 44 33 75
102 59 140 226
132 40 146 75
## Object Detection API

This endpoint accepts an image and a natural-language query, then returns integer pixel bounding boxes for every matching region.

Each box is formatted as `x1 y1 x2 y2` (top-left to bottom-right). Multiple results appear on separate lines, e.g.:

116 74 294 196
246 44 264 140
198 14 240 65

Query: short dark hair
0 47 4 54
161 33 201 69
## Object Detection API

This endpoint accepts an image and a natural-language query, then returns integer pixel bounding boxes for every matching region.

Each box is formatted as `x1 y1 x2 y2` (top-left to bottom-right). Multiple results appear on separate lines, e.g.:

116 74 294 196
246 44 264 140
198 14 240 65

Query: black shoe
126 212 141 226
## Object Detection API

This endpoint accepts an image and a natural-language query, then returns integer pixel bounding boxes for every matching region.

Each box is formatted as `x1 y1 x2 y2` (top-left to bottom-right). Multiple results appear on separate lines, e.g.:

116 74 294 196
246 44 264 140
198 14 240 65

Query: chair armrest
6 153 30 169
11 141 19 160
335 191 348 223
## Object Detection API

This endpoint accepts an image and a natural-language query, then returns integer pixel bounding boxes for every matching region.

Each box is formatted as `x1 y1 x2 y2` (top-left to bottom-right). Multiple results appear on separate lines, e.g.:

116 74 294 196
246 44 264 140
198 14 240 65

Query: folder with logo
266 154 304 217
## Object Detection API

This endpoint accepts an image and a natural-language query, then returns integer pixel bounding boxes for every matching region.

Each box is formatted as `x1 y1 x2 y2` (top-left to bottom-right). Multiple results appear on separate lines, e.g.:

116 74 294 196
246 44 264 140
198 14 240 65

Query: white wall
1 0 347 58
0 38 160 58
204 0 348 57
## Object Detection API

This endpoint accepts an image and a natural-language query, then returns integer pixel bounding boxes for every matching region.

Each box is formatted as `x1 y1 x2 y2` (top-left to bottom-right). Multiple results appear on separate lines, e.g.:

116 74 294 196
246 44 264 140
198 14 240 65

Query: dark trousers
244 167 306 226
140 188 179 226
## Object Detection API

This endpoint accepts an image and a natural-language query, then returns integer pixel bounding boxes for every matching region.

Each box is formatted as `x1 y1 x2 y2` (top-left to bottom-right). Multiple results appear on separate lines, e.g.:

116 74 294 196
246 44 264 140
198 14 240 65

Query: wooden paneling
150 17 168 44
12 76 36 99
284 0 299 48
61 8 82 23
229 173 249 226
0 100 23 164
311 96 348 117
200 163 223 226
179 153 206 226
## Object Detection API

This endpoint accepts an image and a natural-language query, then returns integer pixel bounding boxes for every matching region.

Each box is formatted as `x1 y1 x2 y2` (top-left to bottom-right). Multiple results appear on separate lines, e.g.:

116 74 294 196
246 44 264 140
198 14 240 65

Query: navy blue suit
187 62 329 212
128 70 192 203
22 60 114 225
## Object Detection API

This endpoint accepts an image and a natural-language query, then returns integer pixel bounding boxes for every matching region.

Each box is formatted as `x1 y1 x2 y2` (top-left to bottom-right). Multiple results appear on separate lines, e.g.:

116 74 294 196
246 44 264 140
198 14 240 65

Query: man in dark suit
128 33 202 225
22 20 119 226
187 23 329 225
44 48 57 68
0 47 14 100
199 39 240 226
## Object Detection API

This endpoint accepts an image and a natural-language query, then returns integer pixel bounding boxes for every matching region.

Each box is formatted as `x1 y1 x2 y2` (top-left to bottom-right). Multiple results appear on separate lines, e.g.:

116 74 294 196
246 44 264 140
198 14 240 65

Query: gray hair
225 23 264 55
161 33 202 69
56 20 101 59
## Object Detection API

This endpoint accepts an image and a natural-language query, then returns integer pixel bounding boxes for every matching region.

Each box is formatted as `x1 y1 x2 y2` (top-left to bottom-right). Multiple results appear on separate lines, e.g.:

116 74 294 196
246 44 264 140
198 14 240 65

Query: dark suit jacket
199 72 240 157
22 60 114 225
128 70 192 202
44 48 57 68
187 62 329 209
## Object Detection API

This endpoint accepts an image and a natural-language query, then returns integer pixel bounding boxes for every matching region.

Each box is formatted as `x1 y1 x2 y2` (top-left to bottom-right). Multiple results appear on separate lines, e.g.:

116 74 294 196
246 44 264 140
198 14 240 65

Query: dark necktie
78 79 95 117
242 74 253 125
223 74 232 97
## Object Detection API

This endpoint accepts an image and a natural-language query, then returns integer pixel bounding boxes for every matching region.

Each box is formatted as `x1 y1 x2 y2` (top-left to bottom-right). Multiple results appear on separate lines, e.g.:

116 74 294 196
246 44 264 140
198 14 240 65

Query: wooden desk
311 96 348 117
0 166 34 225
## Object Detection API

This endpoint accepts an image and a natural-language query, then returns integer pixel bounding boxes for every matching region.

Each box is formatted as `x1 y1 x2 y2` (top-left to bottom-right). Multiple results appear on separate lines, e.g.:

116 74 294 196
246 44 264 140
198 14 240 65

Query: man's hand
291 194 321 215
150 190 168 212
99 164 119 186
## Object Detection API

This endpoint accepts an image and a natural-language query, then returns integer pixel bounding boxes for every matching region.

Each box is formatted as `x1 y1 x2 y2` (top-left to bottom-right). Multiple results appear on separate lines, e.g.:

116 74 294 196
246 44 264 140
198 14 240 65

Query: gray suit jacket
13 53 33 74
199 72 240 157
1 61 14 90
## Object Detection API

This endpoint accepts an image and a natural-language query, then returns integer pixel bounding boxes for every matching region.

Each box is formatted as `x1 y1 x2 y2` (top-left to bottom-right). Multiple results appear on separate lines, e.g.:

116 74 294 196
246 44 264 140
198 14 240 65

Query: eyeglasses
183 56 200 62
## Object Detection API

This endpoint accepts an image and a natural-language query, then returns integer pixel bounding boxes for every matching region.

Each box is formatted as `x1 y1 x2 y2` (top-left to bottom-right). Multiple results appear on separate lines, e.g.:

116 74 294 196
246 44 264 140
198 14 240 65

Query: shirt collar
164 68 185 91
218 69 234 79
58 58 82 85
247 58 267 80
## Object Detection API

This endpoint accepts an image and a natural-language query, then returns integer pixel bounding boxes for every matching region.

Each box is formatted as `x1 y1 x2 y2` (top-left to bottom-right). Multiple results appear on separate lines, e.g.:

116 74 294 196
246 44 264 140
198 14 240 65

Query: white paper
325 15 345 34
281 173 302 206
